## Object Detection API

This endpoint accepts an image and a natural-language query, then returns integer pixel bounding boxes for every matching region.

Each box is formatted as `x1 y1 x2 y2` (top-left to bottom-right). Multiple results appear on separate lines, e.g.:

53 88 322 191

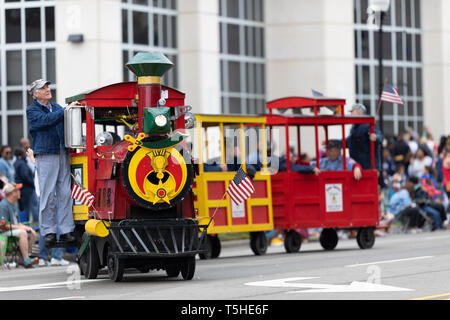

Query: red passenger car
266 97 380 253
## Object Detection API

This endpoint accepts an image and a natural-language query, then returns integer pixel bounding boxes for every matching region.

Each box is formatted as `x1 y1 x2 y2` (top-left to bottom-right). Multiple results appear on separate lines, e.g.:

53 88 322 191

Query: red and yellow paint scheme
65 52 204 282
192 114 273 258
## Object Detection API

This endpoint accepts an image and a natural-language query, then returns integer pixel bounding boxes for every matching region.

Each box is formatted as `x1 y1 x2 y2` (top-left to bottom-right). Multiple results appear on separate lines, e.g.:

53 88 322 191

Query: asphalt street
1 231 450 301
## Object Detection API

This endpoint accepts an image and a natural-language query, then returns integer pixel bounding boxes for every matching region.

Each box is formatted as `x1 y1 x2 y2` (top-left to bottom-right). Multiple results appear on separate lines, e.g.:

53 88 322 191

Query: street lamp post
367 0 391 134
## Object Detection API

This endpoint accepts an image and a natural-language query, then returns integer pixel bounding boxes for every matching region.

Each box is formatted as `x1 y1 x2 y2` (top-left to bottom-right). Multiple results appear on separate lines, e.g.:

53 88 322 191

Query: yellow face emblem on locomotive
126 146 188 205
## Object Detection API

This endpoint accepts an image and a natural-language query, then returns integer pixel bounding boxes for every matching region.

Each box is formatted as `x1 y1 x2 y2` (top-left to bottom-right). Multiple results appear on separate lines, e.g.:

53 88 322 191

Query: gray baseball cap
28 79 51 95
349 103 367 114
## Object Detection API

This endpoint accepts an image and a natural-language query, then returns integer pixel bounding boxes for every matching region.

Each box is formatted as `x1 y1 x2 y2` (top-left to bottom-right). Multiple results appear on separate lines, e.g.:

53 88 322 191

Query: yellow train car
192 114 273 258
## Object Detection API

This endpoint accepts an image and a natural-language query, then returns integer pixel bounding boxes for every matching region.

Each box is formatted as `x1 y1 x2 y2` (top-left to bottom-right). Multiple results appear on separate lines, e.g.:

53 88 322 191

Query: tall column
422 0 450 139
265 0 355 154
55 0 122 105
177 0 221 114
266 0 355 102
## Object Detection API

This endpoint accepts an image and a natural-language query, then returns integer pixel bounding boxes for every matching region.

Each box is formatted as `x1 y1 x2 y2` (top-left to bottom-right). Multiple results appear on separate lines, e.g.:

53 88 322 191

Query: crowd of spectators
0 138 71 268
379 127 450 235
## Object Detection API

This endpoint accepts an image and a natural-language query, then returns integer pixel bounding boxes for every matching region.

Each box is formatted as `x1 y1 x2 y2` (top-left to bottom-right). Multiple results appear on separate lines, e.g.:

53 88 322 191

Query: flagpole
376 78 388 116
70 173 99 220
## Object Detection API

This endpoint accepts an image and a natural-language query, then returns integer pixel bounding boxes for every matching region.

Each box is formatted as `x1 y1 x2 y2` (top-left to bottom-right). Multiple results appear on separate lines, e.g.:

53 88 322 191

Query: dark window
26 50 42 83
46 48 56 83
45 7 55 42
7 92 23 110
6 51 22 86
227 24 240 54
6 9 21 43
228 61 241 92
122 9 128 43
133 11 149 45
227 0 239 18
26 8 41 42
8 116 23 148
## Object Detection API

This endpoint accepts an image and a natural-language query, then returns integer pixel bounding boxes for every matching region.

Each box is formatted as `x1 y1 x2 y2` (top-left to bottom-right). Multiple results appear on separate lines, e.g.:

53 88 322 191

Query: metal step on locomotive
63 52 207 282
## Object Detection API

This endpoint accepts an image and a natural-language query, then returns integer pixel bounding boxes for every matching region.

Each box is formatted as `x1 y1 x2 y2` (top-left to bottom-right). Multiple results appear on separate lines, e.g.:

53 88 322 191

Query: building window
121 0 178 88
0 0 56 147
219 0 266 115
354 0 423 137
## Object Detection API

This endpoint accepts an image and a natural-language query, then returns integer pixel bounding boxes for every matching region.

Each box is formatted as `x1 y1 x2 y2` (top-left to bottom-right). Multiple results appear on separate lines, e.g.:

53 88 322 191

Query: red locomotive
65 52 205 282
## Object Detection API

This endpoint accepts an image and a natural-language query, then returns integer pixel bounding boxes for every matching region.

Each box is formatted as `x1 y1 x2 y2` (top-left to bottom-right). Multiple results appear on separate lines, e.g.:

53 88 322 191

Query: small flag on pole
381 83 404 105
226 167 255 206
71 184 95 208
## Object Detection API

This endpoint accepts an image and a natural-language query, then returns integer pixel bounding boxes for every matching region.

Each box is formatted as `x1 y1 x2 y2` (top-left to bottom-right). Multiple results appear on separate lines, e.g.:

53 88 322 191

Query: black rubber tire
199 235 222 260
166 264 180 278
78 234 100 279
180 257 196 280
108 253 125 282
319 228 338 250
284 230 302 253
250 232 268 256
356 227 375 249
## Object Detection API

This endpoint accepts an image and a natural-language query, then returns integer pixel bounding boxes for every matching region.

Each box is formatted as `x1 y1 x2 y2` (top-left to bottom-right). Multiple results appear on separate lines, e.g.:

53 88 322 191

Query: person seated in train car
309 140 362 180
297 152 312 166
269 147 320 175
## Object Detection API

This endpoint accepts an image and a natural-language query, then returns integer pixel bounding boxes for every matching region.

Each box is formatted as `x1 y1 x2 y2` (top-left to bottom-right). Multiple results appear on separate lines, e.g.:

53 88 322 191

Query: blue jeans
35 150 74 236
423 206 443 230
38 232 63 260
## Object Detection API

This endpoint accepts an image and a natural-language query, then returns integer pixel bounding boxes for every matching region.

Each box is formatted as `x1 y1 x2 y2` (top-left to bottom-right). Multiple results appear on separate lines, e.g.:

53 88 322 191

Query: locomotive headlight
143 107 171 134
155 114 168 127
184 112 196 129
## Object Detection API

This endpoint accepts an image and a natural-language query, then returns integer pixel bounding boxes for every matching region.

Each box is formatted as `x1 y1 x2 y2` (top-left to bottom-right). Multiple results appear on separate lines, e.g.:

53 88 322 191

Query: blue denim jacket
26 99 66 155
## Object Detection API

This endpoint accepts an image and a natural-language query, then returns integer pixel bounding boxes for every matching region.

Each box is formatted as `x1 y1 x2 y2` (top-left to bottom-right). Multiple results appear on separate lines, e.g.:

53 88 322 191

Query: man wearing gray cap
26 79 78 247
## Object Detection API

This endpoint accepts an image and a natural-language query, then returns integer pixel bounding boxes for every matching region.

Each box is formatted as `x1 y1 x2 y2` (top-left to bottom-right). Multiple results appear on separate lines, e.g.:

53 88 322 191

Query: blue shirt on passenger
310 155 356 171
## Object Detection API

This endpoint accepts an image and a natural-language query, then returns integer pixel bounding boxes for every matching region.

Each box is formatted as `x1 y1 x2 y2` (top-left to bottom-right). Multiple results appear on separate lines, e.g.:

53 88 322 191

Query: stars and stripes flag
71 183 95 208
226 167 255 205
381 83 404 105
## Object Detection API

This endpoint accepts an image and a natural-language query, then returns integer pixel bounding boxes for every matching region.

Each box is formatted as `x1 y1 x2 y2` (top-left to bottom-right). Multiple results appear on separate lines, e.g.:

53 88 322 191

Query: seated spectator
0 145 15 183
421 166 442 201
384 181 423 233
412 177 446 231
408 146 433 179
0 183 38 268
309 140 362 180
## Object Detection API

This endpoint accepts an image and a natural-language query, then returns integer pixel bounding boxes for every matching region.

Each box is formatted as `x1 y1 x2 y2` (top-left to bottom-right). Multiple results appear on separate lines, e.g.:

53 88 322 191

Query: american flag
226 167 255 206
381 83 404 105
71 184 95 208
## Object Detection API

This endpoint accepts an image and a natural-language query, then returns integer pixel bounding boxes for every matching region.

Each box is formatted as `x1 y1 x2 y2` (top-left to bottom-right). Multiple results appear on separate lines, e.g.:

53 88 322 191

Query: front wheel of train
108 251 125 282
78 233 100 279
284 230 302 253
250 231 268 256
180 256 196 280
356 227 375 249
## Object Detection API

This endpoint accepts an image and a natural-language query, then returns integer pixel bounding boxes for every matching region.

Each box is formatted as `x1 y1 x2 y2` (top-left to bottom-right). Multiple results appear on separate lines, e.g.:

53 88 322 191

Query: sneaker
20 257 38 268
50 258 70 266
38 259 49 267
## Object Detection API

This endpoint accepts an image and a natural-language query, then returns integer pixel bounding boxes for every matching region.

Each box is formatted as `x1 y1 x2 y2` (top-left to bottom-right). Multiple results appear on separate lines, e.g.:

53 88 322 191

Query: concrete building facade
0 0 446 148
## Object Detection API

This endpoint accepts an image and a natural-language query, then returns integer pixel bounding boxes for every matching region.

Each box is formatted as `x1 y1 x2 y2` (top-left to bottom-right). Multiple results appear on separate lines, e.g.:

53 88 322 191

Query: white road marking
0 279 105 293
48 296 85 300
245 277 412 293
345 256 434 268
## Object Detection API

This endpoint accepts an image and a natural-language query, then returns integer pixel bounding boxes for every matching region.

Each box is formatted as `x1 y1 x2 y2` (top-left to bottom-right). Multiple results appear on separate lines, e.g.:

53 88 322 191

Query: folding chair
4 233 21 269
